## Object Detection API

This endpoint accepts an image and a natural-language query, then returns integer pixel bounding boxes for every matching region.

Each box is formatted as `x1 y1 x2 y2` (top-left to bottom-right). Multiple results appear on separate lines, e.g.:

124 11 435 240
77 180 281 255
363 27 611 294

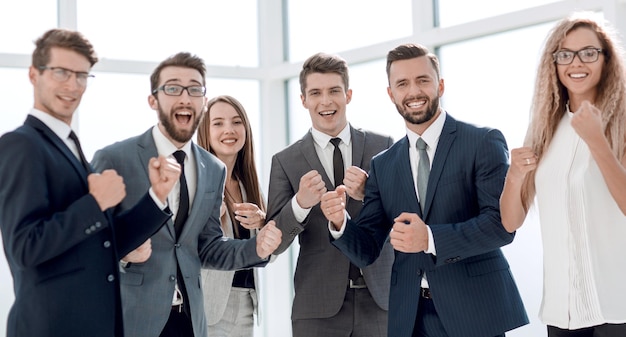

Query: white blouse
535 112 626 329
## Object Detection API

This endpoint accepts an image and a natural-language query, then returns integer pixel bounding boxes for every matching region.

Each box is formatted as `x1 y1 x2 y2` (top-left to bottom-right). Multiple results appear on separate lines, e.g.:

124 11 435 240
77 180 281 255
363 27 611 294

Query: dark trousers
548 324 626 337
159 308 194 337
412 295 505 337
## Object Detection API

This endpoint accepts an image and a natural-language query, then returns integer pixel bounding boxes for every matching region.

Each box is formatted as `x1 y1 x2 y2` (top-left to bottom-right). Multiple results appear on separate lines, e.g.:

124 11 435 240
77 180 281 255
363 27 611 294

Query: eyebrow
163 78 203 85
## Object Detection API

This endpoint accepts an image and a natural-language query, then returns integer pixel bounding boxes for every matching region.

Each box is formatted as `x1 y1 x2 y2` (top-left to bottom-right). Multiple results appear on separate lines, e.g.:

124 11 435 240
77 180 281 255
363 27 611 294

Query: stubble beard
158 104 200 144
396 94 440 126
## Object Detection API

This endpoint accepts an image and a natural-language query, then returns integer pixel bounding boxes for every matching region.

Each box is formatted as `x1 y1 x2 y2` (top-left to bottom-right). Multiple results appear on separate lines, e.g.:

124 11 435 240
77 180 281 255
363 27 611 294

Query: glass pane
287 0 413 63
437 0 560 27
76 0 258 67
438 21 555 149
0 1 57 54
288 58 405 144
0 68 34 137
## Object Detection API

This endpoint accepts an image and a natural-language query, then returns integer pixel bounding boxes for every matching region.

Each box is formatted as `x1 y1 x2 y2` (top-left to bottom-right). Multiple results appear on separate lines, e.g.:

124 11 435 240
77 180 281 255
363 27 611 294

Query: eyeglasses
38 66 94 86
152 84 206 97
552 47 604 65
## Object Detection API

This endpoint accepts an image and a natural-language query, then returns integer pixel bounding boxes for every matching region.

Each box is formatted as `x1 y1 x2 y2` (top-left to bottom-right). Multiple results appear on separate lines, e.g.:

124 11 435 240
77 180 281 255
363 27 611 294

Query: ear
300 94 306 107
345 88 353 104
148 94 158 110
438 78 445 97
387 86 395 103
28 66 38 85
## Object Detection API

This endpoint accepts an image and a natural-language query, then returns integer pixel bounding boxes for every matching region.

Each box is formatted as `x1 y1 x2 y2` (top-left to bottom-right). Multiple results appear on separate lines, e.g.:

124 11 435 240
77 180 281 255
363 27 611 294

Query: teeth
408 100 425 108
176 110 192 115
570 73 587 79
320 110 334 116
222 139 236 144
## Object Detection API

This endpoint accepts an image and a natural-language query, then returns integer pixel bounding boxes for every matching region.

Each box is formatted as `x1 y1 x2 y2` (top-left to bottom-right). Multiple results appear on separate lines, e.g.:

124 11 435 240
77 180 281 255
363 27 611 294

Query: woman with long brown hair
500 12 626 337
197 95 266 337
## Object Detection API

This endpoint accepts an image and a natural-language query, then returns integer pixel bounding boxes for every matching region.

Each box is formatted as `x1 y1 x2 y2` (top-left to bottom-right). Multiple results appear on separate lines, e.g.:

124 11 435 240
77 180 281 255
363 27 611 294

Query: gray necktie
416 138 430 212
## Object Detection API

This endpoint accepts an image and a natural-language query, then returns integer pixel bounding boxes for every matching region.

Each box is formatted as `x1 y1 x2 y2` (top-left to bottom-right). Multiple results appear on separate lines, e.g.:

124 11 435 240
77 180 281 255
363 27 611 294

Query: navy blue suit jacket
0 115 171 337
333 114 528 337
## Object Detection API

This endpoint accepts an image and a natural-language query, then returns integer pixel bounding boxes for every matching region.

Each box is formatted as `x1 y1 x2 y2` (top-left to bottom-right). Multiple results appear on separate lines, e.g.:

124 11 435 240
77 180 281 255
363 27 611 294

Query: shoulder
447 115 505 141
193 143 225 170
272 133 309 159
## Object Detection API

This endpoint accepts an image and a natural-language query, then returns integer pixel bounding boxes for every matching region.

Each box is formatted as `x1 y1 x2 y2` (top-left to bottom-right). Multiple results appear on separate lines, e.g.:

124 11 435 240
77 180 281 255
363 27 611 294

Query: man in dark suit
0 29 179 337
321 43 529 337
267 52 395 337
91 52 282 337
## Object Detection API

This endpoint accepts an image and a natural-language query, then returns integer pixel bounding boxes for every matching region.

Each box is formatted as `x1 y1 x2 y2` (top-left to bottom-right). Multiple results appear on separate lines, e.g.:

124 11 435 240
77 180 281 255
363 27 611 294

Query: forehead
210 101 239 118
389 56 437 82
305 72 345 91
48 47 91 71
561 27 602 49
159 66 203 84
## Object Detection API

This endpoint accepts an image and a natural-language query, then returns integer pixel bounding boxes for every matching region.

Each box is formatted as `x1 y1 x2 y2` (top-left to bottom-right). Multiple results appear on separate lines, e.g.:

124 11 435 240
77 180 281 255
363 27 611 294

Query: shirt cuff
424 225 436 255
149 187 168 210
291 196 311 223
328 211 349 239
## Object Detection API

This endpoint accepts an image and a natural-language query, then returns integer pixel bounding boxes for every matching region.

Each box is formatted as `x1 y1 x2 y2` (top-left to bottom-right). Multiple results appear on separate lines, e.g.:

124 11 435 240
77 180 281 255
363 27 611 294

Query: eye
164 85 182 95
557 51 573 60
188 86 205 96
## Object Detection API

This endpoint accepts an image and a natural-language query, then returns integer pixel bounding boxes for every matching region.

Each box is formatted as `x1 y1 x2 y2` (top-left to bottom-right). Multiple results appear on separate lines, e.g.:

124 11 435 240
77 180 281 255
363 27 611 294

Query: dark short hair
299 52 349 96
32 28 98 70
150 52 206 94
386 43 440 82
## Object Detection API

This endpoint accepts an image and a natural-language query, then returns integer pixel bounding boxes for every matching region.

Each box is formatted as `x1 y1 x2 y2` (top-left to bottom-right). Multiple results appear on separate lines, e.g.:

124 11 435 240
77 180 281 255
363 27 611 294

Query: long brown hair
521 12 626 210
197 95 265 235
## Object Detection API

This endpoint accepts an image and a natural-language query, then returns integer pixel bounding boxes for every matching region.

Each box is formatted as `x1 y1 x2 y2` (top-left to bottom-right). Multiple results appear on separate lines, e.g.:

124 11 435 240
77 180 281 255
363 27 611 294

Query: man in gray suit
267 52 394 337
91 52 282 337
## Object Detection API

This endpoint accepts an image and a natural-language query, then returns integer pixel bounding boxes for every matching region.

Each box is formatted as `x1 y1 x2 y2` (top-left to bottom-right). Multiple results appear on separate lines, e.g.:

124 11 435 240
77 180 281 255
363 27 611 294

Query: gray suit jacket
91 128 267 337
267 125 395 320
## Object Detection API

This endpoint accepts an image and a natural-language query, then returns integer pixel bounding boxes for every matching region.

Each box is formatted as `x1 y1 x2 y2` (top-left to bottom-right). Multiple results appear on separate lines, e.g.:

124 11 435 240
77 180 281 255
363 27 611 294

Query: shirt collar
29 108 73 140
311 123 351 149
406 109 446 149
151 125 193 160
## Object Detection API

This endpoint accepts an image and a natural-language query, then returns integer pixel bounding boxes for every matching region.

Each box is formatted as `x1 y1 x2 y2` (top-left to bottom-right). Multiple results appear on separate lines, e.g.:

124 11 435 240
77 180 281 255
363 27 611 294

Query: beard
158 103 201 144
395 94 440 126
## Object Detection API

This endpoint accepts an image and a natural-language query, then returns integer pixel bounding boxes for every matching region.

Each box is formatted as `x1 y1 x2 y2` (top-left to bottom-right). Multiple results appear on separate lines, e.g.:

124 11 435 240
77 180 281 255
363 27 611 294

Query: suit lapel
423 114 457 218
394 137 422 216
25 116 89 187
350 126 365 168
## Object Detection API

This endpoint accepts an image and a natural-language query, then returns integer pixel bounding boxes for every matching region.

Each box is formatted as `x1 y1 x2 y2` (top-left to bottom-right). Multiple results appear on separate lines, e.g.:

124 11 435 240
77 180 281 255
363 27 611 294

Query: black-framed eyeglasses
152 84 206 97
38 66 94 86
553 47 604 65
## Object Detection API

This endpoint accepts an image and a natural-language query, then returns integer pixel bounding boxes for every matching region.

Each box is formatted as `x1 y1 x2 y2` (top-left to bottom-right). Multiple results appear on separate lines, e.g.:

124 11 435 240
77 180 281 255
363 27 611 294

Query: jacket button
85 228 91 235
107 274 115 282
103 241 111 248
95 221 102 228
169 275 176 282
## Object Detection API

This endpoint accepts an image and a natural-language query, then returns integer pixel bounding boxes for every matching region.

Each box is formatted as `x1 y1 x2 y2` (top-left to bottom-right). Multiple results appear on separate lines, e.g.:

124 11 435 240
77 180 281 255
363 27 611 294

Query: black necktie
68 130 90 172
416 138 430 212
173 150 189 238
330 138 344 188
330 138 361 282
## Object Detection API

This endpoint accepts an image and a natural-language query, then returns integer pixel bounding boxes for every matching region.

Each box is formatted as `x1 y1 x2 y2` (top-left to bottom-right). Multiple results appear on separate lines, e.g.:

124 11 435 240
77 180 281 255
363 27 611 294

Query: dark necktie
330 138 361 282
416 138 430 212
68 130 90 172
173 150 189 238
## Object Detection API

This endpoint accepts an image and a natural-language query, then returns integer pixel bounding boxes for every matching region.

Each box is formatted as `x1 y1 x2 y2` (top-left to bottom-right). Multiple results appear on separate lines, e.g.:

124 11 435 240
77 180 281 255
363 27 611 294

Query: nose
321 93 333 105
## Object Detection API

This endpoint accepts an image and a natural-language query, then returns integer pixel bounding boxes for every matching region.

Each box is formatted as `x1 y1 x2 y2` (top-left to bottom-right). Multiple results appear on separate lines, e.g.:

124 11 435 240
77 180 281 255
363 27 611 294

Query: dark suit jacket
0 116 171 337
91 128 267 337
267 125 395 320
333 114 528 337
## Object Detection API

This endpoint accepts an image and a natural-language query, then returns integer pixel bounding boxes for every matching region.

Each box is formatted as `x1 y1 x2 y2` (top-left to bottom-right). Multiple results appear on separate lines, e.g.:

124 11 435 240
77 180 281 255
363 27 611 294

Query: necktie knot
173 150 186 166
330 137 342 148
68 130 90 172
416 137 428 150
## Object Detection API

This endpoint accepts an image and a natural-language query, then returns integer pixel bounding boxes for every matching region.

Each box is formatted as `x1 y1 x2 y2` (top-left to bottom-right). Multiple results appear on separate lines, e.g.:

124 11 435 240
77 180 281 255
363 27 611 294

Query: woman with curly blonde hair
500 12 626 337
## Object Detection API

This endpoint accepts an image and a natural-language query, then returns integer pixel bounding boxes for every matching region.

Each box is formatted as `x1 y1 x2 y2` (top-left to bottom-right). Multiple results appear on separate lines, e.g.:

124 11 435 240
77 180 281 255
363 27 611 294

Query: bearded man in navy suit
321 43 528 337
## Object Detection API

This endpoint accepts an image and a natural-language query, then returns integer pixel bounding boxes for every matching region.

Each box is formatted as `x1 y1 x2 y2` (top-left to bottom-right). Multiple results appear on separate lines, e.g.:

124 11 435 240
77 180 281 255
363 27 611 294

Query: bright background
1 1 625 336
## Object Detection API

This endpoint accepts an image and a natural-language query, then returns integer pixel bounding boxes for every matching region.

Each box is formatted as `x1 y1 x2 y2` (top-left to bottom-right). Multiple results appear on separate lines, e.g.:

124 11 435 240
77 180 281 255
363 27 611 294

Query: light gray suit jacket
267 125 395 320
201 184 260 326
91 128 267 337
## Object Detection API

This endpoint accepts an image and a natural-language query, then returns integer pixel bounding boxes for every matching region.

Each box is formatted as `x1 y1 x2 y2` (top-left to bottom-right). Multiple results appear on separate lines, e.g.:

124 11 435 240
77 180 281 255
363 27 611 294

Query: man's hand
295 170 326 209
89 169 126 211
343 166 368 201
121 239 152 263
149 156 181 204
321 185 347 230
390 212 429 253
256 220 282 259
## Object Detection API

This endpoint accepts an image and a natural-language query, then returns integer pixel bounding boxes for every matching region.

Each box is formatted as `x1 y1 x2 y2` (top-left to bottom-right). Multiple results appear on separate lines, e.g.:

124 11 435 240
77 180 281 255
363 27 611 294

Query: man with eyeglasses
91 52 282 337
0 29 181 337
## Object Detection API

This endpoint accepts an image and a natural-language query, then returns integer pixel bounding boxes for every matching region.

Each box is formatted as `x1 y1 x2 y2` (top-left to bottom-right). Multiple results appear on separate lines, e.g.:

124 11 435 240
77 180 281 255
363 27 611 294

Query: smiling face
301 72 352 137
29 47 91 125
149 66 207 147
387 56 444 135
556 27 605 107
207 101 246 163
